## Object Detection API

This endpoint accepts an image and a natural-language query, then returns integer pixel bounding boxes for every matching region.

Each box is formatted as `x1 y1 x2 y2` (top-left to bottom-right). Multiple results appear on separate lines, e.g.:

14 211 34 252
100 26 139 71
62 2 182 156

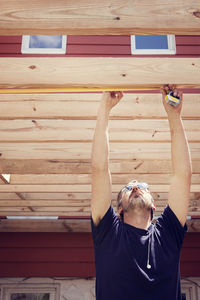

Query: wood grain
0 58 200 90
0 119 199 142
0 142 199 159
0 0 199 35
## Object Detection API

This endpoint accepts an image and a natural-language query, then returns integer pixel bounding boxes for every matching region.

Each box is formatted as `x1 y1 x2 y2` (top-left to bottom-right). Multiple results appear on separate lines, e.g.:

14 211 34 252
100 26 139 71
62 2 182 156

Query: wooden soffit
0 0 200 35
0 57 200 90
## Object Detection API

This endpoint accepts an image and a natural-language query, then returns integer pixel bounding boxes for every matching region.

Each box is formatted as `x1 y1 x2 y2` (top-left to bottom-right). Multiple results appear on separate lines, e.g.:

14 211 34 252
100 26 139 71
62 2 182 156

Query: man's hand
161 85 183 116
101 91 123 112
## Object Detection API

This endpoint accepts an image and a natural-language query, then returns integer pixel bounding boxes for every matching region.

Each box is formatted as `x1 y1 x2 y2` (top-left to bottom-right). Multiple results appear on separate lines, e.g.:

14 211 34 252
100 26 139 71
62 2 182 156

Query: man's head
117 180 156 221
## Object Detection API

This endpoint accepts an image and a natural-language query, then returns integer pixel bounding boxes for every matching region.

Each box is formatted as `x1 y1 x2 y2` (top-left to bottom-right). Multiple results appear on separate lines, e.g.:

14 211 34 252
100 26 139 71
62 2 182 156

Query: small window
2 284 59 300
21 35 67 54
131 35 176 55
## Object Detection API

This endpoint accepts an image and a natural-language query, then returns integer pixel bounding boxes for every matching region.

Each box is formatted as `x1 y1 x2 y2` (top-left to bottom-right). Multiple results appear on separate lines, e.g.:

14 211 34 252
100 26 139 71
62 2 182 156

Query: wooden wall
0 232 199 277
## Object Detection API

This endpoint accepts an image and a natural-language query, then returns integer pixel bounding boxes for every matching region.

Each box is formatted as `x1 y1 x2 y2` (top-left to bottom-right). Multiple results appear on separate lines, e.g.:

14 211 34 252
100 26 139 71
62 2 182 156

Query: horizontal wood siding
0 232 199 277
0 35 200 57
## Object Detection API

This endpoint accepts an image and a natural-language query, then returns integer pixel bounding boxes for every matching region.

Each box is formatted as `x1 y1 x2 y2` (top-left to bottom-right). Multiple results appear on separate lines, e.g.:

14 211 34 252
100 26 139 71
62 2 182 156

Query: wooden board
0 93 200 120
0 119 199 142
1 159 200 174
0 219 200 232
0 142 199 160
0 58 200 89
0 0 199 35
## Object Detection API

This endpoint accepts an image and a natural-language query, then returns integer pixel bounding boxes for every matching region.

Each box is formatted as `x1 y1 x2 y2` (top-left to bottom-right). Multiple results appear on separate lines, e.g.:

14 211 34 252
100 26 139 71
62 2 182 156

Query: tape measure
165 91 181 107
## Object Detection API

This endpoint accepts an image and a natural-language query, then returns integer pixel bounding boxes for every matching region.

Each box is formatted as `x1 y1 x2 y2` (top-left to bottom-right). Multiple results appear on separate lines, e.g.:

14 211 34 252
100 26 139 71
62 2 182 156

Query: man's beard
122 194 152 214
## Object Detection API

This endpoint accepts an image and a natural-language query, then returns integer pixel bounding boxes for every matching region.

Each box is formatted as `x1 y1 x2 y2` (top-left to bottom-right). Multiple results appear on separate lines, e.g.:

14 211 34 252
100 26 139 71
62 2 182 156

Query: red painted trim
176 45 200 55
0 36 22 43
175 36 200 45
67 35 130 45
1 35 200 57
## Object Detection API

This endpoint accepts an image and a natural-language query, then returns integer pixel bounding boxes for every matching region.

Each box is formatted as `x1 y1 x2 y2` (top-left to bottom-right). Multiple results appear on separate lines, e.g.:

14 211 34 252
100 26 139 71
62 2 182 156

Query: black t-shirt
91 205 187 300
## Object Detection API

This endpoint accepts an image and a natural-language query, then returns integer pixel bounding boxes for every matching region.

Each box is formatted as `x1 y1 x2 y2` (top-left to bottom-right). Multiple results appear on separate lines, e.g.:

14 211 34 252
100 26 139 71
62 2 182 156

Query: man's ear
117 205 123 214
152 202 156 210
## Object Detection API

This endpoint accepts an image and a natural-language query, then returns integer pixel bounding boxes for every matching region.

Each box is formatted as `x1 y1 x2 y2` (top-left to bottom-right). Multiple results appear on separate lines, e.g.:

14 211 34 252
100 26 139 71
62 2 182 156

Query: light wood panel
8 174 200 185
0 58 200 89
0 219 200 232
0 142 199 160
0 88 199 225
0 184 199 193
0 119 199 142
0 93 199 120
0 0 199 35
1 159 200 175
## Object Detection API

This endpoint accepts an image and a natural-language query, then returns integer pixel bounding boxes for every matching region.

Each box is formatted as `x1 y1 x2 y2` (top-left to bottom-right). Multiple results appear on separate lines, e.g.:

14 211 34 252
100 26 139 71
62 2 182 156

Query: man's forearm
168 115 192 178
91 101 110 171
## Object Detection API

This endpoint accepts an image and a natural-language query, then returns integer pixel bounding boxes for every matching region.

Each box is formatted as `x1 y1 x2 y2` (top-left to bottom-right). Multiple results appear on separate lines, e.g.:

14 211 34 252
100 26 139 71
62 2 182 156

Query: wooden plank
17 192 200 202
0 209 200 217
0 119 199 142
1 159 200 174
0 198 199 208
0 173 33 212
9 174 200 185
0 184 199 193
0 193 24 200
0 219 199 232
0 219 91 232
0 93 199 120
0 192 198 205
0 142 199 160
0 0 199 35
0 58 200 90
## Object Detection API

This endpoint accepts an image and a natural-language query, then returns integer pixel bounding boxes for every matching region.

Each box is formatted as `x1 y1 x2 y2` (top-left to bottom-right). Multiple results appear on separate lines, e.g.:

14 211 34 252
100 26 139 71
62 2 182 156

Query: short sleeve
91 205 119 248
156 205 188 249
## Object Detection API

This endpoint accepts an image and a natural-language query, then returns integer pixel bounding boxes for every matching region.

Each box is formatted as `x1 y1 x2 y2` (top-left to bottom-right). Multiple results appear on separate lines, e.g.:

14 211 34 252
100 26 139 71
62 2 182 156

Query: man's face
118 181 155 214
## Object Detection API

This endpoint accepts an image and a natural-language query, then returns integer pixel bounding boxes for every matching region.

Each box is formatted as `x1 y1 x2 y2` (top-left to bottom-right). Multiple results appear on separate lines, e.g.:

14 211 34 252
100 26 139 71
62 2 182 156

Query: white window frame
1 284 59 300
21 35 67 54
131 35 176 55
181 279 198 300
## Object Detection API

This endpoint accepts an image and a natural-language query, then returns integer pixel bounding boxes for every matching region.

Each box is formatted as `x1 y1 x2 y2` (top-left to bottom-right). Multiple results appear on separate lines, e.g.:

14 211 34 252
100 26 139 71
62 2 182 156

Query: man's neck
124 210 152 230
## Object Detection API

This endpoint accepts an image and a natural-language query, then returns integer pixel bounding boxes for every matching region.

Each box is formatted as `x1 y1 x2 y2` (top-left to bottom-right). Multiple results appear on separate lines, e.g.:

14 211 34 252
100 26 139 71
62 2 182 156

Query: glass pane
29 35 63 49
181 293 186 300
135 35 168 49
11 293 50 300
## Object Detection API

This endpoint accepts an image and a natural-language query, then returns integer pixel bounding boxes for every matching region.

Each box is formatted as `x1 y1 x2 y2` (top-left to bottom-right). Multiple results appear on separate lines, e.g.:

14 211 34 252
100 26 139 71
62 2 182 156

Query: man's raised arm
162 85 192 226
91 91 123 226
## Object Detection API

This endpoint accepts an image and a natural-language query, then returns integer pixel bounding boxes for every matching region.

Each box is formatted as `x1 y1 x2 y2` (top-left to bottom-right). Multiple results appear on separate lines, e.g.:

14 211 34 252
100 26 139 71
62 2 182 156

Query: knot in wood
29 65 37 70
193 11 200 18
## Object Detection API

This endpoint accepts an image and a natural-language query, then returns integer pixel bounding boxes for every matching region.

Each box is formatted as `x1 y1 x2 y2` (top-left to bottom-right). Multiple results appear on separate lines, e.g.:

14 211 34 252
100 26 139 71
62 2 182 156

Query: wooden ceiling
0 0 200 231
0 91 199 230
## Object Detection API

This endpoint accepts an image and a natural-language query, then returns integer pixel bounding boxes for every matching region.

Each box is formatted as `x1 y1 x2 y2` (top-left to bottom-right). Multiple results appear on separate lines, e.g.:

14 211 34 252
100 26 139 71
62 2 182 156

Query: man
91 86 192 300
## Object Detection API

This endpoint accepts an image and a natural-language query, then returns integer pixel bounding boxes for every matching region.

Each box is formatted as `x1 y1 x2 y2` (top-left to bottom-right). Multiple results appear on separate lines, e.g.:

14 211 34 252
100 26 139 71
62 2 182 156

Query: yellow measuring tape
0 87 159 94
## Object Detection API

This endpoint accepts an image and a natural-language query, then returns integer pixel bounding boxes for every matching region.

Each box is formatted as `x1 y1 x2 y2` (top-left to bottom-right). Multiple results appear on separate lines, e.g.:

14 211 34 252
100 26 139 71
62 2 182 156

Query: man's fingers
110 91 123 99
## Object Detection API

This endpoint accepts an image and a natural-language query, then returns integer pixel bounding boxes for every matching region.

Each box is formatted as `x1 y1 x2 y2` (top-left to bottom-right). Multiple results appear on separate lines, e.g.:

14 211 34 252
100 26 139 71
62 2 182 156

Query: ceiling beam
0 159 200 174
0 94 200 120
0 58 200 90
0 0 199 35
0 219 199 232
0 184 199 193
